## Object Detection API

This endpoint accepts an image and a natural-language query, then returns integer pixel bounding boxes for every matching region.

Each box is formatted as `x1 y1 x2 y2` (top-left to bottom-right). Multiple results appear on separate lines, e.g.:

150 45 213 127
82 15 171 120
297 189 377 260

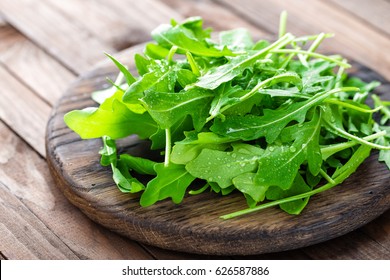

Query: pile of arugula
64 13 390 219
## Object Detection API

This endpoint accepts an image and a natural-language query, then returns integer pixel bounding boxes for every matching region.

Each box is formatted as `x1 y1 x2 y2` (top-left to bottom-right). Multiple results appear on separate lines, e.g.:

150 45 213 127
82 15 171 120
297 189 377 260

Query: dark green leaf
140 163 195 206
141 87 213 130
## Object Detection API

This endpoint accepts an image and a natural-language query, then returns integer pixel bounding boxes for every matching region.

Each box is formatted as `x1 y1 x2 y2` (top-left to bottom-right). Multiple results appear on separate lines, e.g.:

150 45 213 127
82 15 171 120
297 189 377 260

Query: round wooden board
46 49 390 256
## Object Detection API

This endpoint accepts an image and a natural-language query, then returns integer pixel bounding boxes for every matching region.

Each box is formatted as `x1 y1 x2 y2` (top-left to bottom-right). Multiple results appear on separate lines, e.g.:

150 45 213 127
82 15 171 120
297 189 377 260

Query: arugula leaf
64 97 157 140
186 144 263 188
140 163 195 206
254 109 321 190
232 172 268 205
211 87 355 143
219 28 254 51
152 23 235 57
99 136 146 193
141 87 213 130
194 33 294 90
266 173 312 215
64 14 389 218
104 53 136 85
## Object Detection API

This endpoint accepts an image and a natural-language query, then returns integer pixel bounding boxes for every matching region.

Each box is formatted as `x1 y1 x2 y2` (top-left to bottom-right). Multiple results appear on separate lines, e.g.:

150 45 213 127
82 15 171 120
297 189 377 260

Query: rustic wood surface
0 0 389 259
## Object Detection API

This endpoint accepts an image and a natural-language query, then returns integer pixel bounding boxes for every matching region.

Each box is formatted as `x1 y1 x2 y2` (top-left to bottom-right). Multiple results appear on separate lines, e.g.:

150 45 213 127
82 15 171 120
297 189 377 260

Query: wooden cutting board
46 49 390 255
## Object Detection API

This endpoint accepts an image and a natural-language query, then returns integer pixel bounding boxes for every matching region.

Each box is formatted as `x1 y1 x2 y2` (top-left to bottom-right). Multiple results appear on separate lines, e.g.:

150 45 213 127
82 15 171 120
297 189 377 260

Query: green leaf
185 145 263 188
211 87 350 143
134 54 152 76
219 28 254 51
105 53 136 86
123 59 173 104
144 43 170 59
99 136 117 166
171 131 233 164
99 136 145 193
112 163 145 193
152 23 235 57
208 83 244 119
232 172 268 204
141 87 213 130
194 33 294 90
64 98 157 139
255 109 322 189
140 163 195 206
119 154 157 175
265 173 312 215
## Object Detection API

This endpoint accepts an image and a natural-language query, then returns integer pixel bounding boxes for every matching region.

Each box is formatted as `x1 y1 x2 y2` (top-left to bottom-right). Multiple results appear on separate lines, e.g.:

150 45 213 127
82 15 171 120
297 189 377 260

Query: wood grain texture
45 0 181 51
328 0 390 37
0 25 75 105
0 66 50 156
0 0 112 73
159 0 268 40
0 181 79 260
0 121 153 260
46 53 390 256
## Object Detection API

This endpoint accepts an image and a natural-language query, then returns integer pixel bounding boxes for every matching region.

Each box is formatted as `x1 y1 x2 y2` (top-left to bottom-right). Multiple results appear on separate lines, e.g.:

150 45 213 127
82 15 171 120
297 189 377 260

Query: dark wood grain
45 52 390 256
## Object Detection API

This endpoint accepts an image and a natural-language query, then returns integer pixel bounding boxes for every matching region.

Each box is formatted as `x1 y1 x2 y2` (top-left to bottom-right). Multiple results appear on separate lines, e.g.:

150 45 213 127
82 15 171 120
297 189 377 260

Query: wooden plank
0 181 79 259
361 210 390 249
45 0 182 51
0 0 114 73
0 25 75 105
0 121 154 260
0 14 6 26
303 229 390 259
0 66 50 156
159 0 269 40
328 0 390 37
215 0 390 80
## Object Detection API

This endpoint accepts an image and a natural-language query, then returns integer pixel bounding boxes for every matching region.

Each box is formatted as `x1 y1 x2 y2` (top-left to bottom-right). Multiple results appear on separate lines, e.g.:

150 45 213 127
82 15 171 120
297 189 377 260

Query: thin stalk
293 33 334 43
324 121 390 150
189 183 210 195
270 49 351 68
164 128 172 167
334 59 347 89
167 46 178 62
320 130 387 160
279 10 288 38
325 99 383 113
186 51 201 76
307 32 326 54
372 94 390 124
319 168 336 184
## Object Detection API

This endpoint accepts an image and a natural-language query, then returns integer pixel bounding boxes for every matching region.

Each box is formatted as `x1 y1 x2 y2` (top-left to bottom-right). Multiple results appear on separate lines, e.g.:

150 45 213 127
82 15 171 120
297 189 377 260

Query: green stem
307 32 326 53
293 33 334 43
270 49 351 68
334 59 347 89
324 121 390 150
372 94 390 124
278 10 288 38
319 168 335 184
164 128 172 167
167 46 178 62
186 51 201 76
320 130 387 160
189 183 209 195
325 99 383 113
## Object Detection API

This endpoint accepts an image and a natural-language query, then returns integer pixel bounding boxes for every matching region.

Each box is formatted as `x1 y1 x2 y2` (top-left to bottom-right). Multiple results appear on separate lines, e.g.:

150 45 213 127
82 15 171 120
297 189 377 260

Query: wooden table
0 0 389 260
